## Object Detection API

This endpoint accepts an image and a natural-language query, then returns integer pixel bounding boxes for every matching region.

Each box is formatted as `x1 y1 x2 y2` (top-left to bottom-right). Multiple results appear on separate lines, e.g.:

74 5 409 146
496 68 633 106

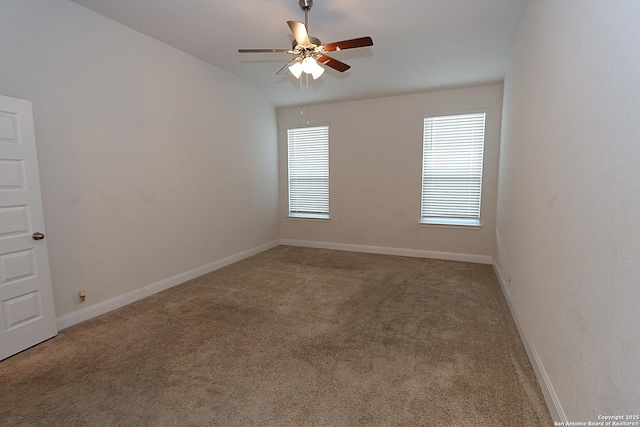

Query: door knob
32 232 45 240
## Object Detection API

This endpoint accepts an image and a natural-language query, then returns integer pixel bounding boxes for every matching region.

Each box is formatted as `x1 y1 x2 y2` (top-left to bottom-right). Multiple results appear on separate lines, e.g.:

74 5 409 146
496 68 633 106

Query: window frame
420 110 487 228
287 125 330 220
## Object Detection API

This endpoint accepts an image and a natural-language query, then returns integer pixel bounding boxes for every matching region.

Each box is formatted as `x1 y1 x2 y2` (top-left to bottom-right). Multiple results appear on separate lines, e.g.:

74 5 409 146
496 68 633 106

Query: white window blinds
421 112 486 226
288 126 329 218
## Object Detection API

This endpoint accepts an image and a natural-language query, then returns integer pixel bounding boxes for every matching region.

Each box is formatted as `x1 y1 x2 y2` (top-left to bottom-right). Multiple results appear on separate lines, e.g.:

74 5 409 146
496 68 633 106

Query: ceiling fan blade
276 58 300 75
238 49 292 53
322 36 373 52
316 54 351 72
287 21 311 46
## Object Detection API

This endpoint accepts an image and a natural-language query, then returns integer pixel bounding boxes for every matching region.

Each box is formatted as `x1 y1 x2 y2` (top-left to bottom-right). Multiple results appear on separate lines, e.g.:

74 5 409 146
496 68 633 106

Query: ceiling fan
238 0 373 80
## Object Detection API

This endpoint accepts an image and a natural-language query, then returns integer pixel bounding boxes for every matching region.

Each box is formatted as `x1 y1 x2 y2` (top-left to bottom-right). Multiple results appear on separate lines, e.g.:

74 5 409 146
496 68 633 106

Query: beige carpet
0 246 552 426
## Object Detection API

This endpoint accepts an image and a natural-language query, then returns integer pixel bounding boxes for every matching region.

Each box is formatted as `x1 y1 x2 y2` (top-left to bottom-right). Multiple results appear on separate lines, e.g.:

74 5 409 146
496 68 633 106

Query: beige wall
496 0 640 420
278 84 503 260
0 0 279 320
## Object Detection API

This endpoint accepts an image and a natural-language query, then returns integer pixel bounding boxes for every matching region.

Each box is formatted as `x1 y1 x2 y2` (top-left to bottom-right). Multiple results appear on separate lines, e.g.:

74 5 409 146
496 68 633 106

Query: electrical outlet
75 290 86 303
373 235 379 243
508 275 512 285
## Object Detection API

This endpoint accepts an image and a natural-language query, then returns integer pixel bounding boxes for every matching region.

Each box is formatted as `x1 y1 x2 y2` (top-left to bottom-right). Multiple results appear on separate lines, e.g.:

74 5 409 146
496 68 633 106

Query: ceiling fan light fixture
310 62 325 79
289 57 325 79
301 57 317 73
288 61 304 79
302 57 324 79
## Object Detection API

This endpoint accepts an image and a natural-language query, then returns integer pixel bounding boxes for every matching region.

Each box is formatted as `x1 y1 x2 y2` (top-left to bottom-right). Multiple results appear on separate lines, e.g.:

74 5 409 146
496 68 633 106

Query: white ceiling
68 0 530 108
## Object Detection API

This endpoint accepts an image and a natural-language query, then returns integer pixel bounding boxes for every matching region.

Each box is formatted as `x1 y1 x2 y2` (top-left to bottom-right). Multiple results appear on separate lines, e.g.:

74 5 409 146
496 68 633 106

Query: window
287 125 329 219
421 112 486 227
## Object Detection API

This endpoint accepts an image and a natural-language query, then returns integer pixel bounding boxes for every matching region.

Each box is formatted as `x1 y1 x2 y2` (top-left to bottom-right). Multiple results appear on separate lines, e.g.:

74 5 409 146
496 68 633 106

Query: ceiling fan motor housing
292 36 321 51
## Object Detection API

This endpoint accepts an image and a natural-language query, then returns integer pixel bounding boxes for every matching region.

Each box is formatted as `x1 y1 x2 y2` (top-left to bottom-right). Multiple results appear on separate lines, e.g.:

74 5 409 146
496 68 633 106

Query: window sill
288 212 330 221
420 217 481 229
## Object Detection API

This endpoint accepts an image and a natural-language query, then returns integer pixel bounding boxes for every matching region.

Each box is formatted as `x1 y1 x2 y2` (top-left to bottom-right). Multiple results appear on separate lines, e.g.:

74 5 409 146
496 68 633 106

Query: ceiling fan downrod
299 0 312 29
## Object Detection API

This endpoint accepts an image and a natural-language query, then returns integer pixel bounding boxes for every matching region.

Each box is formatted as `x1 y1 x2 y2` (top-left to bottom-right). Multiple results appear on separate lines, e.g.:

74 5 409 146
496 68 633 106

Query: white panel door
0 95 56 361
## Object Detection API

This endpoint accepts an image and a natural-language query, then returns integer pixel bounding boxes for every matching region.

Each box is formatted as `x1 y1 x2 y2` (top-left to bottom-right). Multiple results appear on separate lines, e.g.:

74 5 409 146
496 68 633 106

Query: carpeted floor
0 246 552 426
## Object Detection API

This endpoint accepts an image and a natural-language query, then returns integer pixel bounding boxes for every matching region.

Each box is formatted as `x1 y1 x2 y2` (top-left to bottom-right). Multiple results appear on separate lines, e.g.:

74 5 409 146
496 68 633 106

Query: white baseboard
56 240 280 331
280 239 493 265
492 261 567 423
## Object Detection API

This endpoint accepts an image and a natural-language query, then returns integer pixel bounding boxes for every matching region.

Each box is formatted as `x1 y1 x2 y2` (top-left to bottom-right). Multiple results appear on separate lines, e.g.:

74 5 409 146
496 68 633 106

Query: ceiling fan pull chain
306 74 310 125
300 73 305 117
